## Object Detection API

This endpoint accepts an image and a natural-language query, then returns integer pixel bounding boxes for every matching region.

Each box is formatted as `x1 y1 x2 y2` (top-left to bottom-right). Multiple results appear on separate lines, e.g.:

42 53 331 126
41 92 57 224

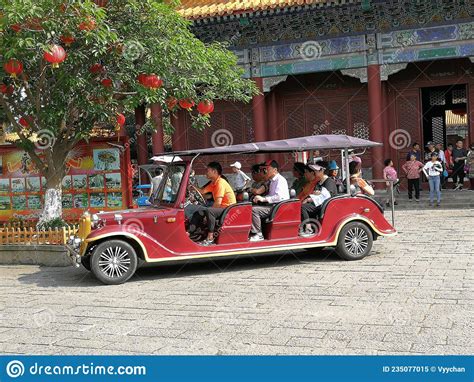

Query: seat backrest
318 194 348 219
218 202 252 225
266 199 300 223
215 202 253 244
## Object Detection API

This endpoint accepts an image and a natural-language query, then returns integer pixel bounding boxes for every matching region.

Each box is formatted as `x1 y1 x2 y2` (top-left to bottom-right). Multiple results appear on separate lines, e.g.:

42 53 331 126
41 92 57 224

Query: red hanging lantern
60 35 75 46
43 45 67 68
89 63 104 74
25 18 43 31
166 97 178 111
19 116 31 128
137 73 148 86
79 17 96 31
115 113 126 141
145 74 163 89
197 100 214 115
10 24 22 33
0 84 14 95
3 59 23 78
101 78 113 88
179 98 195 110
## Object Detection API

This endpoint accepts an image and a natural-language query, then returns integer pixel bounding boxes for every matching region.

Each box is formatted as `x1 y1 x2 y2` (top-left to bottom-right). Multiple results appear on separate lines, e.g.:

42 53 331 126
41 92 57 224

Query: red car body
67 135 396 284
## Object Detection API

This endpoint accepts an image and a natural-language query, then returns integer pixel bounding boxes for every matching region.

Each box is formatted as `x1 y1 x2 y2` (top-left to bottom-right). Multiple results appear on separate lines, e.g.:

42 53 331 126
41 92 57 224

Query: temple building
142 0 474 179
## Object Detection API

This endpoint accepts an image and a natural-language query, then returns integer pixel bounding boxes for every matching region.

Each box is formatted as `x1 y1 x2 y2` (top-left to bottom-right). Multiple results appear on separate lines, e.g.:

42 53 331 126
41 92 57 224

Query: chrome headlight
91 214 99 228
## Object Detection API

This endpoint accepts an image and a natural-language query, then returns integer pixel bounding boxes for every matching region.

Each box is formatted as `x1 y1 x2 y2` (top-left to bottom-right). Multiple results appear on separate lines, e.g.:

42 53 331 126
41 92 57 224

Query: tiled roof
178 0 337 19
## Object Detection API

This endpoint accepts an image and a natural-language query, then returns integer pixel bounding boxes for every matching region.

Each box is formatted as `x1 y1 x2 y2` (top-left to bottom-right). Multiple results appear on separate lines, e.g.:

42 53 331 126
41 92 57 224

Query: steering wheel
187 184 207 206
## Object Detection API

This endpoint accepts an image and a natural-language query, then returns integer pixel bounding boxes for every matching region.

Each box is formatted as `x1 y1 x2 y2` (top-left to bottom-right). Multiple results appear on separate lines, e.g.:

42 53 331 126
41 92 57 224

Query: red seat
263 199 301 240
215 202 252 244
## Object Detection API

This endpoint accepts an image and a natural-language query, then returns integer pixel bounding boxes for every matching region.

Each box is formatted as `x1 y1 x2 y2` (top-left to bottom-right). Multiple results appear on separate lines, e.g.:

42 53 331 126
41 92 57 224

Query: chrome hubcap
98 246 131 278
344 227 369 256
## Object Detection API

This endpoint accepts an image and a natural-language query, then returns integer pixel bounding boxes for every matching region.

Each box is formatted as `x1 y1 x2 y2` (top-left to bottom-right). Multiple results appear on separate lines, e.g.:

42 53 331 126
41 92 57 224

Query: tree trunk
37 168 64 227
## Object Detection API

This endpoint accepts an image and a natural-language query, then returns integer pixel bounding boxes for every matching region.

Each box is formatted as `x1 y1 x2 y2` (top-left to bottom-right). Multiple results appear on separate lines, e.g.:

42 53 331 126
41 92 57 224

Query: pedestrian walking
402 154 424 201
423 152 443 207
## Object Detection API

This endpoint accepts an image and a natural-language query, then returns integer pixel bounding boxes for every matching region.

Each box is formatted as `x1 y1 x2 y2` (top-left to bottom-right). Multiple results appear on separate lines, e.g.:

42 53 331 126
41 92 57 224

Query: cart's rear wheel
336 221 373 260
91 240 137 285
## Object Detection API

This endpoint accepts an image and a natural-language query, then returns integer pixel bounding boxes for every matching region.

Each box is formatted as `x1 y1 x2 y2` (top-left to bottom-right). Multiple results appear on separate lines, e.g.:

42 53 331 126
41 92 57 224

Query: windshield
151 163 186 205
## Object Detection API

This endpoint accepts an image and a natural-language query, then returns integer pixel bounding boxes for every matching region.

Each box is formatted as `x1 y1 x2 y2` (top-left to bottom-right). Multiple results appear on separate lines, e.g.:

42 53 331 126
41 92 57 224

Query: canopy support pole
344 148 351 195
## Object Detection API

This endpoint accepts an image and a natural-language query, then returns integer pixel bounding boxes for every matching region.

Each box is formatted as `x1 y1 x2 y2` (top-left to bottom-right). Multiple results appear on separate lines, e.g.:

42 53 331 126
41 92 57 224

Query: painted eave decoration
177 0 345 20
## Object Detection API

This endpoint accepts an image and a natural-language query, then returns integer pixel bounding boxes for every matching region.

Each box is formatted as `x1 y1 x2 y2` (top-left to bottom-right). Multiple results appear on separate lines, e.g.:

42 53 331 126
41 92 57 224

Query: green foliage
36 217 68 230
0 0 257 159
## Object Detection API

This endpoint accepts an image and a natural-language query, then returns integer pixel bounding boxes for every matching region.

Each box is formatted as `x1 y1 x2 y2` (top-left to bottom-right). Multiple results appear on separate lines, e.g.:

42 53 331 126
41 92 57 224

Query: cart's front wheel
81 255 91 271
91 240 137 285
336 221 373 260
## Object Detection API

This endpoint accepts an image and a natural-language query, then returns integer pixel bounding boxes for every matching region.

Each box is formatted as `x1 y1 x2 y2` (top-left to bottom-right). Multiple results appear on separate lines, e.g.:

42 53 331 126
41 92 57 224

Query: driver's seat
215 202 252 244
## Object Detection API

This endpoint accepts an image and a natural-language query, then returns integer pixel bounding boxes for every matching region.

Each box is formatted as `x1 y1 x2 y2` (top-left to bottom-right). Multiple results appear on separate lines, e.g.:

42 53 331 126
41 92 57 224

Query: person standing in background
406 142 422 162
424 141 438 161
423 152 443 207
402 154 424 202
230 161 251 191
452 139 468 190
467 143 474 191
383 159 398 207
150 167 163 195
444 143 454 186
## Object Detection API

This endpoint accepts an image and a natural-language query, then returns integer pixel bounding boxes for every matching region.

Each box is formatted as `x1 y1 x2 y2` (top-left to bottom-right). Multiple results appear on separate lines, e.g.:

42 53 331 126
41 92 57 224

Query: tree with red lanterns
0 0 257 226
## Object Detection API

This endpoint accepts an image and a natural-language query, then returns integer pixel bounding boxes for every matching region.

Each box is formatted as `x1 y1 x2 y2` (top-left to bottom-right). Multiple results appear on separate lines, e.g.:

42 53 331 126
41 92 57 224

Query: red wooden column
367 65 385 183
266 91 279 141
135 105 148 165
150 103 164 155
171 110 187 151
135 105 149 181
252 77 267 162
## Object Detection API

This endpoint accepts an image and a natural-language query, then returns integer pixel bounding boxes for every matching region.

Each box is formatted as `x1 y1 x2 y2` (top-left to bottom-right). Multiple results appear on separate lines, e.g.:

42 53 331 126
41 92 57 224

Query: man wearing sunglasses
250 160 289 242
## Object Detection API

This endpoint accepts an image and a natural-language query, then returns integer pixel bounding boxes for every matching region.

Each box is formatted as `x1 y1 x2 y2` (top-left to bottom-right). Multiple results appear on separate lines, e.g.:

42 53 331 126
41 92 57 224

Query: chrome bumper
65 238 82 268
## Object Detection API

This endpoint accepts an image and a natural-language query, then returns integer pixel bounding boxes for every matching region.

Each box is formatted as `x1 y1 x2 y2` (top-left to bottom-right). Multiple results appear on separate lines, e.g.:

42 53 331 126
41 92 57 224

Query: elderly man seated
249 160 289 242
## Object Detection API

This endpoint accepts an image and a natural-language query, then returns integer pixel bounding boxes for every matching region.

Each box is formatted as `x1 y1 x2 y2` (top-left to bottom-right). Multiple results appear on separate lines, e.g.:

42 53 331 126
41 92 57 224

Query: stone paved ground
0 209 472 355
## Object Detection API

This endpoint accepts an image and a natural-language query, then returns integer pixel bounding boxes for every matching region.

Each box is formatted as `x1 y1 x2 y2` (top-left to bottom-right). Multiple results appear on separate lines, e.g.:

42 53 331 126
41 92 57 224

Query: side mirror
290 189 296 198
349 184 358 197
242 192 249 201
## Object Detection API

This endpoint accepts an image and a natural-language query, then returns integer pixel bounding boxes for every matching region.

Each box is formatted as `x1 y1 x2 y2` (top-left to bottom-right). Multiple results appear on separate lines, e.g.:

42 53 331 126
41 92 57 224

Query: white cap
230 161 242 169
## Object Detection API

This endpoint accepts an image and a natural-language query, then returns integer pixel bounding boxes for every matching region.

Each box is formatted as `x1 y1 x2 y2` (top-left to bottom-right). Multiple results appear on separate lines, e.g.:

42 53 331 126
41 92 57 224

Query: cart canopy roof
157 134 382 157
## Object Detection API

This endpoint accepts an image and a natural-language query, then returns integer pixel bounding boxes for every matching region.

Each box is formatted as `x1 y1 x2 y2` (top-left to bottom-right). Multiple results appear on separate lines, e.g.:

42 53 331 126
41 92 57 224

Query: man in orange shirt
190 162 236 245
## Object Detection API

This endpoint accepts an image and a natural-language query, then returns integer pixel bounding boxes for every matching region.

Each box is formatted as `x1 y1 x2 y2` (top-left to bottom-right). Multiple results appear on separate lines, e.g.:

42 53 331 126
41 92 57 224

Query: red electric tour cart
67 135 397 285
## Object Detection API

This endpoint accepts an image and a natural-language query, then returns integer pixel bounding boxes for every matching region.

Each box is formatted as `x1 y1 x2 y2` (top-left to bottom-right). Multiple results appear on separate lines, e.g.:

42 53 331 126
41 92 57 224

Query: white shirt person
230 161 251 190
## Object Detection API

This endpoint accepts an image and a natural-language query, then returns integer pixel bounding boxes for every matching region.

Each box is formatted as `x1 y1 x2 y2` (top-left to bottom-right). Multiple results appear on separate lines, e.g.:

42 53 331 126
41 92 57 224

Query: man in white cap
230 161 251 192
